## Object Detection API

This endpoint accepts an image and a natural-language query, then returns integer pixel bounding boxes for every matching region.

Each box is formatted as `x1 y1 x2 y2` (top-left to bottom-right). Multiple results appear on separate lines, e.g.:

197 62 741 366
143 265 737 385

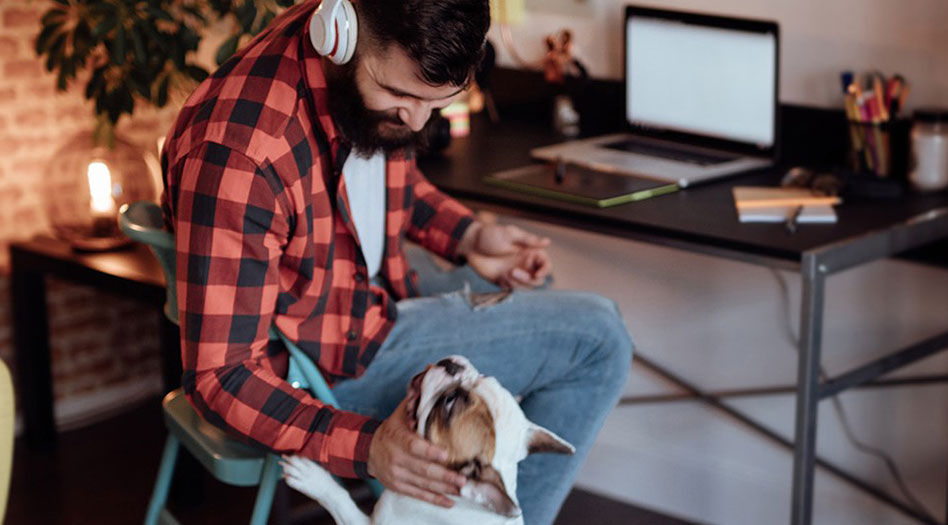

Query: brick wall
0 0 185 425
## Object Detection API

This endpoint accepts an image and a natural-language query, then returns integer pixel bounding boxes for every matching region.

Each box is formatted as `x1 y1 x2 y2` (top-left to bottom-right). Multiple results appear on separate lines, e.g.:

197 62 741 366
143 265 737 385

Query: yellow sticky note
490 0 525 25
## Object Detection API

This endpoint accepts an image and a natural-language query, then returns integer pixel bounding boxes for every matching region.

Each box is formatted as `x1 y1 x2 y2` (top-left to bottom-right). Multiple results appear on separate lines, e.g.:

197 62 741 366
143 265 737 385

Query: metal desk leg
10 265 56 449
791 255 826 525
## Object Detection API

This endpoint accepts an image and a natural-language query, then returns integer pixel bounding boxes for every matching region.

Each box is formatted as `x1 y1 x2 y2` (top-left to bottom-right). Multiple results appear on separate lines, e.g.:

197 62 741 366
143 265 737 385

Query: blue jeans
332 245 634 525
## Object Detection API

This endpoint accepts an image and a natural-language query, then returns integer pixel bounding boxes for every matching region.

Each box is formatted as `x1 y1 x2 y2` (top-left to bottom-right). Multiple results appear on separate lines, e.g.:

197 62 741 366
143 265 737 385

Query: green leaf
62 56 76 79
34 22 62 55
113 25 126 65
85 67 105 100
236 1 257 33
105 89 124 124
130 26 146 64
40 8 67 28
185 64 209 82
91 14 118 39
44 32 67 72
156 74 170 107
56 69 68 90
215 34 239 66
180 4 207 24
145 6 174 22
139 22 170 54
121 87 135 115
127 76 149 99
252 12 275 35
208 0 234 17
180 26 200 52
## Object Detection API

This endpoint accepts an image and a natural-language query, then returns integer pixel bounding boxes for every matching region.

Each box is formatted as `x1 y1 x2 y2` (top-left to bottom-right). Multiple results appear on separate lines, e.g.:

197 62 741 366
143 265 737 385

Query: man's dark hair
356 0 490 87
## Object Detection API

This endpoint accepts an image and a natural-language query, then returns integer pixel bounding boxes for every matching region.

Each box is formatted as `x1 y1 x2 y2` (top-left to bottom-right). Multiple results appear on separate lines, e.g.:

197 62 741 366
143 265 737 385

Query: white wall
490 0 948 110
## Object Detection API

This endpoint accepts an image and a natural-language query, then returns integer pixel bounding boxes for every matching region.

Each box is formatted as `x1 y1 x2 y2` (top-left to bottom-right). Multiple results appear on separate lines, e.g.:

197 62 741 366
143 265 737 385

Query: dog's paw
280 455 334 498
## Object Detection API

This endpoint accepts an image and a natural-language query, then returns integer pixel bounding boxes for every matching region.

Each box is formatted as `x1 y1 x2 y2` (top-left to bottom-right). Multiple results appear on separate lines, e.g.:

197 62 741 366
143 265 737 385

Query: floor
5 397 695 525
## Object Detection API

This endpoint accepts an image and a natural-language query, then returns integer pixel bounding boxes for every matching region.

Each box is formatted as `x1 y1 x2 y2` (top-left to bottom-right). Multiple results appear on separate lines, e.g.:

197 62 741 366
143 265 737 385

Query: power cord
769 268 939 522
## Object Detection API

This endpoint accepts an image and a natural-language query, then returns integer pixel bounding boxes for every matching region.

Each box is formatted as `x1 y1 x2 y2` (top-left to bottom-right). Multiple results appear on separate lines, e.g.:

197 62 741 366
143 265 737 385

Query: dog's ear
527 423 575 455
457 461 520 518
405 367 431 430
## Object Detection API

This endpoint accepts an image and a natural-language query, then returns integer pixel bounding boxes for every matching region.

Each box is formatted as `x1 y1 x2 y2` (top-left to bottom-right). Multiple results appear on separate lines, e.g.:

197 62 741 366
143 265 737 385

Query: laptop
531 5 779 188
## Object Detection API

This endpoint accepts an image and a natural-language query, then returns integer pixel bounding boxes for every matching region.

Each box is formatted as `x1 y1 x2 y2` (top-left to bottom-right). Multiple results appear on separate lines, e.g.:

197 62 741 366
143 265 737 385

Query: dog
281 355 575 524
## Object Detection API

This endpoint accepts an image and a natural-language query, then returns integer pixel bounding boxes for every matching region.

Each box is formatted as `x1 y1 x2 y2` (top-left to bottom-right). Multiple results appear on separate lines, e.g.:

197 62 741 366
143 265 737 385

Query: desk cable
770 268 939 522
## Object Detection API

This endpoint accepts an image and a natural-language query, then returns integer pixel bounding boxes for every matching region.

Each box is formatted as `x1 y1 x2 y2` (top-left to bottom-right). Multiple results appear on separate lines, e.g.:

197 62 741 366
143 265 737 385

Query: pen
785 205 803 234
554 157 566 184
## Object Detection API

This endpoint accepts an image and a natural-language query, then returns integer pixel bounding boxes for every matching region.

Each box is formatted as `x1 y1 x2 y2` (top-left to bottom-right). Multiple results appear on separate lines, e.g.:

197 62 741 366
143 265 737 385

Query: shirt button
354 272 366 283
346 330 358 341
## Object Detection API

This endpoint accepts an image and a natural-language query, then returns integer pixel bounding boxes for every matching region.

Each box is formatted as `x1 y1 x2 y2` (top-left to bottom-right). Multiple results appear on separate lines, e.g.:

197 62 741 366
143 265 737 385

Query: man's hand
461 222 552 288
367 397 466 508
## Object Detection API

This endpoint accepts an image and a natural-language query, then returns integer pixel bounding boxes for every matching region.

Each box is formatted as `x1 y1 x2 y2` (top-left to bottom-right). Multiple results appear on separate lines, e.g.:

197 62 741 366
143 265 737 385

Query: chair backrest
119 202 178 324
118 202 339 406
0 359 14 522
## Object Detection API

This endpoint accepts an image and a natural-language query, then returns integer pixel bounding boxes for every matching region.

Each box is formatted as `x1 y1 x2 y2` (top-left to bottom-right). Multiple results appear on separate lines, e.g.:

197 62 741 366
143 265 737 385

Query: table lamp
44 131 157 251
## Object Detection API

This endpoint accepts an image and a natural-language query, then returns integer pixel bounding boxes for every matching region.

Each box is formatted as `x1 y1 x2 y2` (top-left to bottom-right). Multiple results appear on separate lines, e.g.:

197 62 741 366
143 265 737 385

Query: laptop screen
625 6 778 152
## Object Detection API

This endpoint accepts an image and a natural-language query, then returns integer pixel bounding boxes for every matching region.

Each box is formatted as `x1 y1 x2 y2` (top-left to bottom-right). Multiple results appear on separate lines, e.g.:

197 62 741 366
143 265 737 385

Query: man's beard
324 59 433 157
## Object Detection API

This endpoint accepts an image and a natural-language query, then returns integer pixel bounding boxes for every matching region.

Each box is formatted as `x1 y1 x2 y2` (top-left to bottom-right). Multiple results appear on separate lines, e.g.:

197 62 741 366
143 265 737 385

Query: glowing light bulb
87 161 115 215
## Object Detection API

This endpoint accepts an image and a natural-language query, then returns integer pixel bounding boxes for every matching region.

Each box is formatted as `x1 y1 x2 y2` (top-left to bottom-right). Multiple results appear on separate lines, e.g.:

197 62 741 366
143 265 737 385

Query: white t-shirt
342 151 386 277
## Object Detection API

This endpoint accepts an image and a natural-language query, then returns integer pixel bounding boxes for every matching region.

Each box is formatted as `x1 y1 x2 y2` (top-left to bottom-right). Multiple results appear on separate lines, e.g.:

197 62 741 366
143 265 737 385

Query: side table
9 236 179 449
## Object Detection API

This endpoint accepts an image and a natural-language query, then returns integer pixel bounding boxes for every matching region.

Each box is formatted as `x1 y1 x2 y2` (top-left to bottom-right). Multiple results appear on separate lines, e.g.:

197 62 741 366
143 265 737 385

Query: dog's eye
444 391 458 414
439 388 468 419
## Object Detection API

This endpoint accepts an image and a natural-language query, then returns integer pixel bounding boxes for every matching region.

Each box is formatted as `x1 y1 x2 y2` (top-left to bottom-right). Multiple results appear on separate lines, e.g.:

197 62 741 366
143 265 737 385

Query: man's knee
567 292 634 379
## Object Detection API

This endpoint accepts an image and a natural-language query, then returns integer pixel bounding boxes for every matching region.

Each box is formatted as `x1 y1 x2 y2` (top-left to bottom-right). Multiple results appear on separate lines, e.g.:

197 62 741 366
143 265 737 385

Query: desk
10 237 180 449
418 115 948 525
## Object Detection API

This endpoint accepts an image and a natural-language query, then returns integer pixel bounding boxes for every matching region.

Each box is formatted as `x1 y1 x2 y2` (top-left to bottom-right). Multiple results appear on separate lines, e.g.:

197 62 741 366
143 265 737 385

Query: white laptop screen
626 10 777 148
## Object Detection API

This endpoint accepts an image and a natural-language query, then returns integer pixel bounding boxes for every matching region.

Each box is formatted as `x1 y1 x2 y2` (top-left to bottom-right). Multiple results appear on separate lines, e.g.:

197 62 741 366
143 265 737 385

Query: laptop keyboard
602 138 736 166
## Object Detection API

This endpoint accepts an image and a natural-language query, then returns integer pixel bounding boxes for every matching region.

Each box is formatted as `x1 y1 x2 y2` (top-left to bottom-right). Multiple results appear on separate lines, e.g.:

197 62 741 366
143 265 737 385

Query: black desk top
419 115 948 264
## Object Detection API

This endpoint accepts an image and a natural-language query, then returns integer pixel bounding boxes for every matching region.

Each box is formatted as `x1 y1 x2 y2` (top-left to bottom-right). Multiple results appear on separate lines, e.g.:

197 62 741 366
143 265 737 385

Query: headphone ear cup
309 0 339 56
335 0 358 64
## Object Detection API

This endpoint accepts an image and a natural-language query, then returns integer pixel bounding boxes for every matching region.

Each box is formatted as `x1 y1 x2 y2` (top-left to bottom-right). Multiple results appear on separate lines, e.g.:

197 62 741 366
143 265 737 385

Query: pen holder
847 121 892 177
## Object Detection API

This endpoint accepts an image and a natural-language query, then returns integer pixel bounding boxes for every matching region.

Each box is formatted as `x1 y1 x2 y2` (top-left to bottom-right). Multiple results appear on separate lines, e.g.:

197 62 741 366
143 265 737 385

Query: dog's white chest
373 492 524 525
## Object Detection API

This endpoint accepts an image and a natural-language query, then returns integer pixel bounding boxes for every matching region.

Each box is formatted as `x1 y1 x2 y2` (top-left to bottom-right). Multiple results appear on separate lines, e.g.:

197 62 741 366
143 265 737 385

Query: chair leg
145 435 180 525
249 454 282 525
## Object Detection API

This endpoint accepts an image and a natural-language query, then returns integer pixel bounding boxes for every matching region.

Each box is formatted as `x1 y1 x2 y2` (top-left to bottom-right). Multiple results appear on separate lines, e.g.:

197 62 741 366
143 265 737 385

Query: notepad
732 186 841 209
485 163 679 208
736 204 837 223
732 186 840 224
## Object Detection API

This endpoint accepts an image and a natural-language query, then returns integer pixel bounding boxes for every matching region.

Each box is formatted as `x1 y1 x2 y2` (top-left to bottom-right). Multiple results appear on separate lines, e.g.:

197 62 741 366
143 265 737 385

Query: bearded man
161 1 633 522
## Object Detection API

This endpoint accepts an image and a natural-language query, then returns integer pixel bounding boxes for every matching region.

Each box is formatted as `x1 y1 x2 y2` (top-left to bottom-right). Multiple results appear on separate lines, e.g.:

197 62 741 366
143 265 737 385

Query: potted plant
33 0 295 250
34 0 295 146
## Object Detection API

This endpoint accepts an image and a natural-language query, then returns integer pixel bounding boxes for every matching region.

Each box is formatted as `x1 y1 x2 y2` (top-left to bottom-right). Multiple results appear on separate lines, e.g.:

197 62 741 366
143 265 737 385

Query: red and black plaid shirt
161 1 475 479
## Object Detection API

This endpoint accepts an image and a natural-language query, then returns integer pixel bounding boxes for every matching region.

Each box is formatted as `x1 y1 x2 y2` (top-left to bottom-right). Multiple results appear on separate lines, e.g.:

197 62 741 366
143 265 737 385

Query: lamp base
54 223 132 252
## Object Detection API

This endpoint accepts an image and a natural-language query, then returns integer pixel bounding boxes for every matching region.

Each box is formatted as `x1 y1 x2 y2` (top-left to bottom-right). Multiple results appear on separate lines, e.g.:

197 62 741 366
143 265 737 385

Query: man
161 0 633 523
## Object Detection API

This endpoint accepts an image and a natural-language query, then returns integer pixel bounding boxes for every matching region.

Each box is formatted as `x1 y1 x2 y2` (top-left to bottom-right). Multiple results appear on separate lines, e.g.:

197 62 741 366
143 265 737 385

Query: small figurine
543 30 588 87
543 30 587 137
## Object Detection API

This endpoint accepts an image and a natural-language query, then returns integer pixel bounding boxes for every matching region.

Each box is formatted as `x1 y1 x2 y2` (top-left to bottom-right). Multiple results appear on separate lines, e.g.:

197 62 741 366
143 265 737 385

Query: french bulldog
281 355 575 524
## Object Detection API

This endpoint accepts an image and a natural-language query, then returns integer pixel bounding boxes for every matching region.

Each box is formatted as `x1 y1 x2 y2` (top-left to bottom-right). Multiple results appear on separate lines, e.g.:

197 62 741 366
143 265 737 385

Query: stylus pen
785 205 804 234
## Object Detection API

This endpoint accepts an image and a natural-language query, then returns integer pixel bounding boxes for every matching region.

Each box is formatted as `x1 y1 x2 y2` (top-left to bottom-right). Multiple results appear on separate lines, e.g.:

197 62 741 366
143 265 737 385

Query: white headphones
309 0 358 65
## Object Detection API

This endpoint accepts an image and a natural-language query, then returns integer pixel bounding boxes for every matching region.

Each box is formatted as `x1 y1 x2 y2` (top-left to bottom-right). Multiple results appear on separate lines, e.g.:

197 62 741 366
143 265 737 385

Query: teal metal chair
119 201 382 525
